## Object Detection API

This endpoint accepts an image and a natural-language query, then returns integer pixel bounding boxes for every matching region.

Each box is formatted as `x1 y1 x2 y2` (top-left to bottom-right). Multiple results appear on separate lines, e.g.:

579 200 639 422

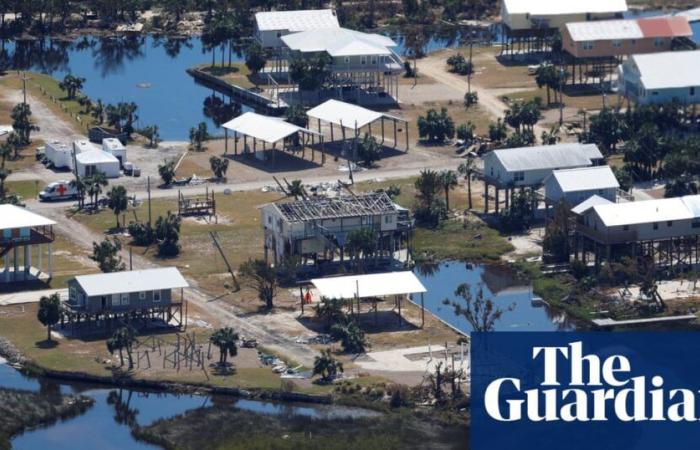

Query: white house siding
582 210 699 244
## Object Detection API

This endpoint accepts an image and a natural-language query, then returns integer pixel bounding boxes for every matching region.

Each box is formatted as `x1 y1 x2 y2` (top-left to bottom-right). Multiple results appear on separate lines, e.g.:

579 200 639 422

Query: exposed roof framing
273 192 398 222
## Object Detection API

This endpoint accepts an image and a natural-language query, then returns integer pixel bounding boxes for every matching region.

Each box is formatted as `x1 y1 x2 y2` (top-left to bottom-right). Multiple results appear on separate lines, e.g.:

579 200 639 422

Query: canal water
414 262 575 333
0 359 382 449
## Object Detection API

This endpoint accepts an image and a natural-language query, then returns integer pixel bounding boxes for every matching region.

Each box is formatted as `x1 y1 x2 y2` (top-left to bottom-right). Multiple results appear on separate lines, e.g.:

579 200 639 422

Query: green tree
91 238 125 273
37 293 61 342
107 185 128 229
210 327 239 366
417 108 455 143
587 107 624 155
444 283 513 332
456 122 475 142
346 228 377 272
140 125 160 148
0 140 12 200
287 179 305 200
330 320 367 353
289 54 332 101
11 103 39 145
209 155 229 179
285 104 308 128
91 99 105 124
158 160 176 186
155 211 181 257
85 172 108 207
458 158 475 210
542 201 571 263
315 297 347 329
58 74 86 99
107 327 135 369
245 41 267 84
357 133 381 167
70 176 87 210
488 118 507 143
240 259 278 309
439 170 458 210
414 169 446 226
189 122 209 151
313 348 344 382
464 91 478 109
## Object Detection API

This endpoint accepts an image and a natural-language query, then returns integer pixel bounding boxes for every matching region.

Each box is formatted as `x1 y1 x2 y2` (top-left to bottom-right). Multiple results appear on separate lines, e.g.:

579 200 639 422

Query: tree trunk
467 177 472 210
47 324 52 342
118 349 124 366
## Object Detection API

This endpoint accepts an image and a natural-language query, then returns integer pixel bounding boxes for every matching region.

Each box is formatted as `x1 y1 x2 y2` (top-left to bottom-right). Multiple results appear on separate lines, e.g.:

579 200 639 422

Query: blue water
3 36 244 141
0 361 378 449
413 262 574 333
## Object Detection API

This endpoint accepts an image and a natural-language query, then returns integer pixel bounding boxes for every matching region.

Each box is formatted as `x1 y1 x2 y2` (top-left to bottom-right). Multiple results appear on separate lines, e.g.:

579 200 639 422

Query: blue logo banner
471 332 700 450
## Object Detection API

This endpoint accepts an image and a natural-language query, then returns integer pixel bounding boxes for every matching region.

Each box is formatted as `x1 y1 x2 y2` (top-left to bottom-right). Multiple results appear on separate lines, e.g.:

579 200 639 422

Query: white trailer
73 139 100 154
102 138 127 166
44 141 75 170
75 150 121 178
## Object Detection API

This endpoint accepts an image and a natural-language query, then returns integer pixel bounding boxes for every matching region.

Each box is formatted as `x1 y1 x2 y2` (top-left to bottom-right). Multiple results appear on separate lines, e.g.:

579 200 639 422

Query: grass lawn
0 71 90 134
5 179 45 201
503 87 609 113
196 62 256 89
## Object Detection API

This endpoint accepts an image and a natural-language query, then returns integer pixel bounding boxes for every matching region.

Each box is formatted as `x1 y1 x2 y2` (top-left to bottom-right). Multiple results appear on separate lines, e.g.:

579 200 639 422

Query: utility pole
559 66 564 126
147 176 152 229
21 72 29 105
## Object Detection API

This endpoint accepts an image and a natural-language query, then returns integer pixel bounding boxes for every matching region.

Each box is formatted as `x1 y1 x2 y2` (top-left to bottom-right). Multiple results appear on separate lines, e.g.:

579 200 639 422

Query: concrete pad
356 345 468 373
0 288 67 306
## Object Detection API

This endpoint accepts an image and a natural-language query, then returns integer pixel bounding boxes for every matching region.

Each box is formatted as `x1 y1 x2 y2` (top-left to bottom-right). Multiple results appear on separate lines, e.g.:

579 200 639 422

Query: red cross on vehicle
56 184 67 196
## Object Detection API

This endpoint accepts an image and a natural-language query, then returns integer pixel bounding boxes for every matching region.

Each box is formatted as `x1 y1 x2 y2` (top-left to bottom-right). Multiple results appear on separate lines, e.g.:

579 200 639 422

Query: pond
0 360 381 450
413 262 576 333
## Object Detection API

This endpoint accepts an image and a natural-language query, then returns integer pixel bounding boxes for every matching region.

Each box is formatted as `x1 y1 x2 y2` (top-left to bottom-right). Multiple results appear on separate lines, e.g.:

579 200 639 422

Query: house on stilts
0 205 56 284
261 192 413 271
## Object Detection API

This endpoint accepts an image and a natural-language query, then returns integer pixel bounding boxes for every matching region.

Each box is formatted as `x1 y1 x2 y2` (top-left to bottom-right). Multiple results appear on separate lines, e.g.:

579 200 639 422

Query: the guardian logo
484 341 698 423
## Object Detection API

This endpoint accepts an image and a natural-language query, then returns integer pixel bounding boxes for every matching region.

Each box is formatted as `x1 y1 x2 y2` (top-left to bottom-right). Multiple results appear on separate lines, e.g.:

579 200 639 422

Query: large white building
75 150 121 178
501 0 628 32
254 9 340 49
618 50 700 105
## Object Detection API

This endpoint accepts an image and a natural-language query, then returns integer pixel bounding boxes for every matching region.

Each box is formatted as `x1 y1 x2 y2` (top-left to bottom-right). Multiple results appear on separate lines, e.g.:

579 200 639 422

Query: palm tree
0 140 12 199
106 327 135 369
439 170 458 210
458 158 475 210
107 185 128 228
122 102 138 136
287 180 305 200
37 293 61 342
91 99 105 124
85 172 108 208
58 74 86 99
70 176 87 209
209 327 239 366
313 348 344 382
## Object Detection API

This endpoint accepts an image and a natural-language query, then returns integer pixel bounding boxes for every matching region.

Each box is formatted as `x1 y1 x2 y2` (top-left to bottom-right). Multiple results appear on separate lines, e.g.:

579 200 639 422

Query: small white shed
544 166 619 205
102 138 127 166
44 141 75 170
75 150 121 178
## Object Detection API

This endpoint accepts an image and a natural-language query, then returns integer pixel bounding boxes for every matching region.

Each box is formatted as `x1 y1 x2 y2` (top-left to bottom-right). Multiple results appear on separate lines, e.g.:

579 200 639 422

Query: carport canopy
222 111 320 144
306 99 406 131
310 271 426 300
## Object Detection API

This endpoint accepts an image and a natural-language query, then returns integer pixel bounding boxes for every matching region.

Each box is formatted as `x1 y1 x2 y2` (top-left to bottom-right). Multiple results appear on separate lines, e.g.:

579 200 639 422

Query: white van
39 181 79 201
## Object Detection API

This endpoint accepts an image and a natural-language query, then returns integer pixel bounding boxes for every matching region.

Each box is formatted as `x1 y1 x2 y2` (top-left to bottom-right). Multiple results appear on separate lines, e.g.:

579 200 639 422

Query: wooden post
420 292 425 329
393 119 397 148
224 128 228 155
404 120 409 151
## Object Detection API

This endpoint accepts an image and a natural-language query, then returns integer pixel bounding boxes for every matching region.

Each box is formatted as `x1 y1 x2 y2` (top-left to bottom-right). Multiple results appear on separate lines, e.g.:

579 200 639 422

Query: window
139 291 146 300
654 38 665 47
623 225 629 231
582 41 594 50
691 87 696 96
344 56 350 64
692 221 700 229
513 171 525 182
69 287 76 300
667 221 673 227
384 216 392 224
276 32 282 38
361 56 367 65
630 39 636 45
121 293 129 305
153 290 161 302
612 40 622 48
653 222 658 230
371 56 377 64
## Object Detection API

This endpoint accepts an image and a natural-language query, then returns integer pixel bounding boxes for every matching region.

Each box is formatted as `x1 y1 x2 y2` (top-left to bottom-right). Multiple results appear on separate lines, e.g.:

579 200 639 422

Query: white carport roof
281 27 396 57
311 271 426 299
0 205 56 231
503 0 628 16
222 112 319 144
255 9 339 32
74 267 189 297
306 99 405 130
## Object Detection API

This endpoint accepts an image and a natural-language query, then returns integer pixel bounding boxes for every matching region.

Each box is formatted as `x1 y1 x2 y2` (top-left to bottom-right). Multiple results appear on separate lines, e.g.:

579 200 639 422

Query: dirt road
416 52 547 138
3 91 83 142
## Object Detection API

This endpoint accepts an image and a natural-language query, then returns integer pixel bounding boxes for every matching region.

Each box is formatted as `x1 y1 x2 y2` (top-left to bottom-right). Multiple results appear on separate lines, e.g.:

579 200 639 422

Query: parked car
39 181 79 201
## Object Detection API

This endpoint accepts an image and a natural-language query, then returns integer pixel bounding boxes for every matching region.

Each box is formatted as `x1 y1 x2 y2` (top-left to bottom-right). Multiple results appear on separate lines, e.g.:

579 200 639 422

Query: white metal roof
255 9 339 32
566 19 643 42
629 50 700 90
75 150 119 165
307 99 403 130
571 195 613 215
73 267 189 297
73 140 100 153
0 205 56 231
311 271 426 299
487 143 601 172
222 112 318 144
281 27 396 56
550 165 619 193
503 0 628 16
592 196 700 227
